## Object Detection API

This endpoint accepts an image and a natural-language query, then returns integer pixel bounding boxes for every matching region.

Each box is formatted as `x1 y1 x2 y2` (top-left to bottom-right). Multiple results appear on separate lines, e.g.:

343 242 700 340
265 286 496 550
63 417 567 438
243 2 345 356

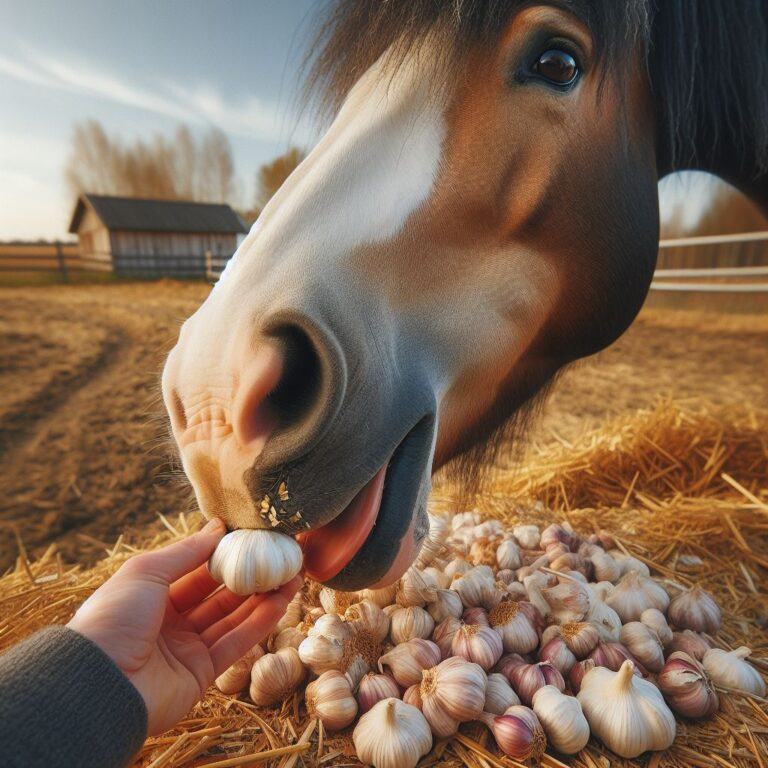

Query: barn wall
110 231 238 277
77 207 113 270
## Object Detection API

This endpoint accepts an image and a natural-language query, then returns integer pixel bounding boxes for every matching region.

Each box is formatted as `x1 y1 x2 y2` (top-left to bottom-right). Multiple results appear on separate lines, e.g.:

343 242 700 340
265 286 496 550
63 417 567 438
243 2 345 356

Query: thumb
131 518 226 583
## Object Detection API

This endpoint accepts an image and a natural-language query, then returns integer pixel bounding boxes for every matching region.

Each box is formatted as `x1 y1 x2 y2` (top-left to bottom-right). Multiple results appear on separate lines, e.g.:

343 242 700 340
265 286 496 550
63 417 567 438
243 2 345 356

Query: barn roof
68 194 248 235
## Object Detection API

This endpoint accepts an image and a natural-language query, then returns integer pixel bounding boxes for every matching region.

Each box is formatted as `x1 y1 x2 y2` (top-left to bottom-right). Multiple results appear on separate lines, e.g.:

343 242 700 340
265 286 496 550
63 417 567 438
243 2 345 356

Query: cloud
0 46 312 143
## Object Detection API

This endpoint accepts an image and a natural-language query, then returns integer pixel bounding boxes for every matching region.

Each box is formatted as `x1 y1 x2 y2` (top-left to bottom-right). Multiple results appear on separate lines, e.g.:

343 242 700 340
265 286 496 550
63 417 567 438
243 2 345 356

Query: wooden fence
0 242 98 280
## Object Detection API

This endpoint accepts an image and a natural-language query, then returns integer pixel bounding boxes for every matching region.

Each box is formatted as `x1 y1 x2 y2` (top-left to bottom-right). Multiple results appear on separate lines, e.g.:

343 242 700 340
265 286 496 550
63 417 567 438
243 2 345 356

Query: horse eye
534 49 578 85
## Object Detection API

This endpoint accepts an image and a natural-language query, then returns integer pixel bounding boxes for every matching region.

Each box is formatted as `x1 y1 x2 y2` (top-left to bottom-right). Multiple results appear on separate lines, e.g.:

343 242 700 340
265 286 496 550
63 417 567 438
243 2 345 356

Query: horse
162 0 768 591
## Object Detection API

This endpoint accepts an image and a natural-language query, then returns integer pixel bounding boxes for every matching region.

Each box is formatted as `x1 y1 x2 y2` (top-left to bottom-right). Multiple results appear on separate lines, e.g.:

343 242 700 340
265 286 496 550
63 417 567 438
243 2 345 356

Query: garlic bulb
319 587 359 615
249 647 306 706
496 568 515 584
390 606 435 644
541 580 591 623
298 614 350 674
667 629 711 661
620 621 665 672
451 623 503 671
396 567 437 607
488 599 539 654
418 657 487 736
357 672 401 714
549 553 590 578
538 637 577 675
345 600 390 643
378 638 441 687
640 607 673 646
415 513 449 568
451 566 497 609
353 698 432 768
658 651 719 719
360 583 399 608
590 580 615 602
668 586 721 634
432 616 462 659
208 529 303 595
567 659 596 694
540 523 572 550
577 660 676 758
605 571 670 622
513 524 540 549
608 549 650 577
272 626 306 651
496 539 522 570
484 672 521 714
275 593 305 632
495 652 527 680
585 597 622 642
589 550 621 583
426 589 463 622
702 647 766 697
532 685 590 754
542 621 600 659
508 662 565 706
462 606 490 626
479 706 546 760
444 557 471 580
422 566 450 590
588 641 645 674
305 670 358 731
215 644 264 694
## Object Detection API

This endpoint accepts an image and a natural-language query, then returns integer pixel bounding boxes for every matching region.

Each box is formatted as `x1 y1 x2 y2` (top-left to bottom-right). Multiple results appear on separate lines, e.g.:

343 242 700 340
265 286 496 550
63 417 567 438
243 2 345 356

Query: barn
68 194 248 278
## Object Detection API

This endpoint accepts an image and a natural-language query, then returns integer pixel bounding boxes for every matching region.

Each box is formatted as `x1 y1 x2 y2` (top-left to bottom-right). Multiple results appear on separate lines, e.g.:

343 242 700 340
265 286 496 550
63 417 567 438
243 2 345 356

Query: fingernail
202 518 225 535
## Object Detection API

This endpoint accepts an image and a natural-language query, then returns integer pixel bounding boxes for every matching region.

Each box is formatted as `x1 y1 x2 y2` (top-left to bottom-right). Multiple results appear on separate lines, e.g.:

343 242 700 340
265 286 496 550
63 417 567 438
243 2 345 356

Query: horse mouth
297 417 432 590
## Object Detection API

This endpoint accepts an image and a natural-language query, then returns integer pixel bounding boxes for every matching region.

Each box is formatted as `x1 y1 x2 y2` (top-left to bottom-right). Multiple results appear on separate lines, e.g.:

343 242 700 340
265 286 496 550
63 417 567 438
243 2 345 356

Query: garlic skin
319 587 359 615
542 621 600 659
538 637 577 675
620 621 665 672
345 600 390 642
588 641 646 675
215 644 264 694
668 586 722 634
658 652 719 719
451 567 497 609
508 662 565 706
666 629 711 661
532 685 590 754
540 523 572 550
578 660 676 758
703 647 766 697
360 583 398 608
378 638 441 687
432 616 462 659
298 615 350 674
427 589 463 623
272 626 306 652
275 593 305 632
608 550 651 577
589 551 621 583
305 670 358 731
397 567 437 607
415 513 449 568
450 623 503 671
484 672 521 714
567 659 596 694
541 580 591 623
496 539 522 570
418 657 487 737
208 529 303 595
357 672 401 714
513 524 540 549
585 597 622 642
353 698 432 768
390 606 435 644
462 606 490 626
640 608 673 646
488 599 539 654
249 647 306 706
422 566 451 590
444 557 471 580
480 705 546 760
605 571 670 623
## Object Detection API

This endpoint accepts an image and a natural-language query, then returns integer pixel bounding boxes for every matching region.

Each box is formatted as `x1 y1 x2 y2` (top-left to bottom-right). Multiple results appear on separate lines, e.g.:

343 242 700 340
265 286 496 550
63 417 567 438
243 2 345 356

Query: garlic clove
658 651 719 719
584 596 622 642
578 660 676 758
414 513 449 569
462 606 490 626
589 550 621 583
496 538 522 570
419 656 487 736
620 621 665 672
432 615 462 659
444 557 471 580
360 583 399 608
604 571 670 623
426 589 463 623
666 629 711 661
640 607 673 646
540 523 572 550
208 529 303 595
275 592 305 632
553 621 600 659
488 599 540 654
567 659 596 694
378 638 441 687
532 685 590 754
319 587 360 615
215 644 264 694
353 698 432 768
702 646 766 697
345 599 390 643
396 567 438 607
480 705 546 760
484 672 521 714
668 585 722 634
249 647 306 706
513 524 540 550
541 580 591 623
588 641 646 675
450 622 503 671
508 661 565 707
495 568 516 585
495 652 527 680
421 566 451 590
357 672 401 714
305 669 358 731
608 549 650 577
271 626 307 652
538 636 578 675
390 606 435 644
451 566 497 609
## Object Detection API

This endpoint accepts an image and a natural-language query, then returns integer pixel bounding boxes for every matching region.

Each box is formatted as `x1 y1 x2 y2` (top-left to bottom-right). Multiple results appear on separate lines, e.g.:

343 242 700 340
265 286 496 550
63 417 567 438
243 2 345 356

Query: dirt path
1 281 766 569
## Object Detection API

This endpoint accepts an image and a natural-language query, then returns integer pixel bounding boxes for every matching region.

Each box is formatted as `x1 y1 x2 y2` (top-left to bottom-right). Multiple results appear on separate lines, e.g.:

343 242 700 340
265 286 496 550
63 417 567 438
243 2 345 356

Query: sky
0 0 712 241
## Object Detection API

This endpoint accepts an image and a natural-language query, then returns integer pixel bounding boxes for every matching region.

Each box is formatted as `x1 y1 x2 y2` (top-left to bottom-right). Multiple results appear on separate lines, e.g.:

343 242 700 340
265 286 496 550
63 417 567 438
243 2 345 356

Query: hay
1 400 766 767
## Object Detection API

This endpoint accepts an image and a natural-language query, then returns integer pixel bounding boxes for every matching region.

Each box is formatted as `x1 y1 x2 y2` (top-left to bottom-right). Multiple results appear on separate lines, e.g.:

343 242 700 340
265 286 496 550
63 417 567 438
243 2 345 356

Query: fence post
55 240 68 283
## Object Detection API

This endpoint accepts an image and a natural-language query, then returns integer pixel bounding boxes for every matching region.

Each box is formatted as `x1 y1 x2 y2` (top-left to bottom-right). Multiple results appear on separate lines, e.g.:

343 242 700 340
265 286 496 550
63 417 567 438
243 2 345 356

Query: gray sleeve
0 626 148 768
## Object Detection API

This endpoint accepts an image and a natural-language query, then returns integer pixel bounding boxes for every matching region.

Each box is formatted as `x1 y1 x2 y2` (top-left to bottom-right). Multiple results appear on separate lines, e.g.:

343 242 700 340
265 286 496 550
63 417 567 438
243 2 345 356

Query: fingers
209 577 302 676
199 592 272 646
184 586 249 633
128 518 226 584
169 563 221 614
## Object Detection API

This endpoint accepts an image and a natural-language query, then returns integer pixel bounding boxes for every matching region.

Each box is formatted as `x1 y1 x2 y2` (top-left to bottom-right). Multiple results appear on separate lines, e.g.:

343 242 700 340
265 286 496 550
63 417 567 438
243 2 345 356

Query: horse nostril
265 324 323 430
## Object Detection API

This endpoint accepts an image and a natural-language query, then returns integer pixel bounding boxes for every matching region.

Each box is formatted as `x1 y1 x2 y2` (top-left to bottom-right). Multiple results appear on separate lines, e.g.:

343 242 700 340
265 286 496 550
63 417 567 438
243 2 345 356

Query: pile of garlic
214 512 766 768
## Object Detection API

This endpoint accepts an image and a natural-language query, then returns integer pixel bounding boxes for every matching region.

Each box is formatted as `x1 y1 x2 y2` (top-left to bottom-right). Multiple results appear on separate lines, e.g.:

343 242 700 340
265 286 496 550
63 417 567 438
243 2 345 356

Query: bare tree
254 147 305 210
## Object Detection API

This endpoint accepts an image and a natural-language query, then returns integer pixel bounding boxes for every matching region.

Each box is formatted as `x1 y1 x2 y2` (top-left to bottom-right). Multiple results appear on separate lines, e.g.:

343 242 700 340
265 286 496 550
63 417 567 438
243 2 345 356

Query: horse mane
304 0 768 175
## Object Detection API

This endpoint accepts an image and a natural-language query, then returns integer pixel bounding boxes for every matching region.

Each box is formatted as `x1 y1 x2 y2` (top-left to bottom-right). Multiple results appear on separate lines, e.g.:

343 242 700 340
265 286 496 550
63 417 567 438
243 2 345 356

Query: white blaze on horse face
215 51 446 290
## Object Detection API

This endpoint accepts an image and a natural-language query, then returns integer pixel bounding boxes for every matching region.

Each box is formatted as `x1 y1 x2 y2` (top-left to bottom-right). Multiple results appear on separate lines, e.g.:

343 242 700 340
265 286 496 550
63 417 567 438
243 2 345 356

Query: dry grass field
1 281 766 767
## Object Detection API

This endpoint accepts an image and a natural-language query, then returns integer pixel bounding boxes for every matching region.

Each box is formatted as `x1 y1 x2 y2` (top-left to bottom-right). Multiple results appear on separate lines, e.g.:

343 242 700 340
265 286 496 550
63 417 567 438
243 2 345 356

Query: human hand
68 518 301 735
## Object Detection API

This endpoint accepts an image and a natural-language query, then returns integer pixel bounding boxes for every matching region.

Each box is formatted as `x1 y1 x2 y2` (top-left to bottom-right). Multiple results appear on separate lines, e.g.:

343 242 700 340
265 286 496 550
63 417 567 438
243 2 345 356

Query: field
1 281 767 766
